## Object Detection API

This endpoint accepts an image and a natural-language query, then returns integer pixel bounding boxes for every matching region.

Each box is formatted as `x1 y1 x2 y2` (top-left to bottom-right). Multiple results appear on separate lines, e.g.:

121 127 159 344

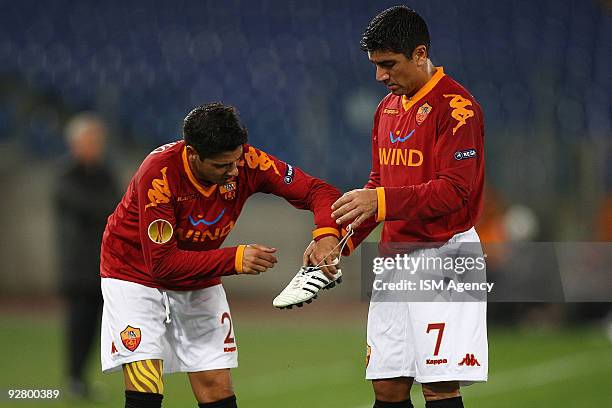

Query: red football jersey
349 67 485 246
100 141 342 291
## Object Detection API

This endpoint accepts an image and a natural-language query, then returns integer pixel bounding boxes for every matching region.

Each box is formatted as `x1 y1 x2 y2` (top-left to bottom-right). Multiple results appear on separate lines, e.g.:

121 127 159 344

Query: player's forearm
307 181 342 230
149 246 242 284
378 177 469 222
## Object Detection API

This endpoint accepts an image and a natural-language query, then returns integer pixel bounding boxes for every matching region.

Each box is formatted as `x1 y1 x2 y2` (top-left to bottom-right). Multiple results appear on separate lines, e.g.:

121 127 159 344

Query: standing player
100 103 341 408
329 6 487 408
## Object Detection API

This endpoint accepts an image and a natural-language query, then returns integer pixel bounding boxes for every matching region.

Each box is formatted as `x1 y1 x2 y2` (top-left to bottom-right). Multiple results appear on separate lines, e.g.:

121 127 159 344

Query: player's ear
412 45 428 66
185 145 201 162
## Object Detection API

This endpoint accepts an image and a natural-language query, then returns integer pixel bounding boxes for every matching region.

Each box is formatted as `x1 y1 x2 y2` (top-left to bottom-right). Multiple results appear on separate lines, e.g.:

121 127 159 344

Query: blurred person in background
54 112 120 398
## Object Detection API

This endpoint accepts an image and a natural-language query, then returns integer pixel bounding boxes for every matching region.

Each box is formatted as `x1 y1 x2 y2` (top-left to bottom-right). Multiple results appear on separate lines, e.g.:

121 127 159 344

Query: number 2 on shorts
221 312 235 345
426 323 445 356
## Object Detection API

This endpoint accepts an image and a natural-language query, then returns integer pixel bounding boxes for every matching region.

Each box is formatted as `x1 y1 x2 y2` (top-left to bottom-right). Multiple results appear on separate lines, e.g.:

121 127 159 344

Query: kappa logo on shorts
366 345 371 367
426 358 448 365
120 326 142 352
458 353 480 366
111 342 118 355
148 219 173 244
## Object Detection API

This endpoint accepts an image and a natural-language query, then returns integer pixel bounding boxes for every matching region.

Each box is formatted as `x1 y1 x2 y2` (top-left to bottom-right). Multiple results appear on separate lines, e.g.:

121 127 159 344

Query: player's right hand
241 244 278 274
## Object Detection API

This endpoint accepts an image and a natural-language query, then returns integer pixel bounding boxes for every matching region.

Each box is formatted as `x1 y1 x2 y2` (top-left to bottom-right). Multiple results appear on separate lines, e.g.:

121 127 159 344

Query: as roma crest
120 325 142 352
220 181 237 201
416 102 433 125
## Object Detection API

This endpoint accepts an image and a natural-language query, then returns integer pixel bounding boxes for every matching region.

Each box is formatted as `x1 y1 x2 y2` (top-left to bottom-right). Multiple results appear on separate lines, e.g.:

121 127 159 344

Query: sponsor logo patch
426 358 448 365
454 149 477 160
220 182 237 200
145 167 171 209
458 353 481 366
188 209 226 227
416 102 432 125
148 219 173 244
443 94 475 135
389 129 415 144
120 326 142 352
284 164 294 184
383 108 399 115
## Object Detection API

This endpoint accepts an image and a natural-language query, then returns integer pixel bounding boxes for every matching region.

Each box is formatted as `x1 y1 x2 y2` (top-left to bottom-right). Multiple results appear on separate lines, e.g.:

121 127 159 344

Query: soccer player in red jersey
330 6 488 408
100 103 341 408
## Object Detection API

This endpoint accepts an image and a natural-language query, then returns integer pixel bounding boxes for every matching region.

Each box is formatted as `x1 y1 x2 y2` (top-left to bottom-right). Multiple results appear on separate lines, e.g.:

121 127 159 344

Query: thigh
366 301 415 380
165 285 238 373
101 278 168 373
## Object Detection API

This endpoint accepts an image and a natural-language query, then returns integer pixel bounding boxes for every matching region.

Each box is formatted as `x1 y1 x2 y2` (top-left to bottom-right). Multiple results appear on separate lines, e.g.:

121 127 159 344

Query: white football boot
272 266 342 309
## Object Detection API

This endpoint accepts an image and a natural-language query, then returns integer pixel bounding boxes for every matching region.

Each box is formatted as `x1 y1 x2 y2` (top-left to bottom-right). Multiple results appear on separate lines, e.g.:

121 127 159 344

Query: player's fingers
248 263 268 273
250 244 277 253
331 200 358 220
351 213 369 229
303 240 315 266
331 191 356 210
252 257 276 269
336 208 363 226
256 251 278 264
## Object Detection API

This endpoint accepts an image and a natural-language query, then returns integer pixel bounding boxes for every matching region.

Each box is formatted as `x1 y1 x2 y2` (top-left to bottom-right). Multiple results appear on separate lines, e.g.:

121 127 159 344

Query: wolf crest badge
416 102 432 125
120 326 142 352
220 181 237 201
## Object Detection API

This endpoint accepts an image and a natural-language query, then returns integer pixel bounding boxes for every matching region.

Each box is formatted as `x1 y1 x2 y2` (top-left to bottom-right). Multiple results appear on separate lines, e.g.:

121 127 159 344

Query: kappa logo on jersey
416 102 433 125
244 146 281 176
389 129 415 144
383 108 399 115
188 209 226 227
148 219 173 244
145 167 171 209
458 353 481 366
177 193 198 202
454 149 477 160
220 182 237 200
120 326 142 352
379 148 423 167
284 164 294 184
176 220 235 243
426 358 448 365
443 94 475 135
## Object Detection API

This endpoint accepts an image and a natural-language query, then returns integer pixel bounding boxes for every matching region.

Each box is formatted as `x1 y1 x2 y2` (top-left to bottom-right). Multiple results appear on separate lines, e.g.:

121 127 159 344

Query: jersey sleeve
377 93 483 222
242 145 342 241
137 162 244 285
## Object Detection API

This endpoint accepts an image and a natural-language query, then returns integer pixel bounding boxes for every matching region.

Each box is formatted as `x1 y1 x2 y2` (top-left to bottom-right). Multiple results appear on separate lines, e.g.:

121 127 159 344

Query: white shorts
101 279 238 374
366 228 488 385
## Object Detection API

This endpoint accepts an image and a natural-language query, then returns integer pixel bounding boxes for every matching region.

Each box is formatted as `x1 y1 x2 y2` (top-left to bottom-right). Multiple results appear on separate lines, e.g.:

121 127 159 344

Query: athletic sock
198 395 238 408
425 396 464 408
125 390 163 408
373 399 414 408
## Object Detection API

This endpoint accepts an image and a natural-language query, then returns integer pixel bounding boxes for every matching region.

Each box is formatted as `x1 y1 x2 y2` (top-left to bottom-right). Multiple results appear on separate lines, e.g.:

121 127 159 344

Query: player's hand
302 236 340 279
331 188 377 228
241 244 278 275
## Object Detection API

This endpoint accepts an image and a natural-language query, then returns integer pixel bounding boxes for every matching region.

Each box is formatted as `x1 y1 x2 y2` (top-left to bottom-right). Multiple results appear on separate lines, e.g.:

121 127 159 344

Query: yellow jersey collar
401 67 445 112
181 147 217 197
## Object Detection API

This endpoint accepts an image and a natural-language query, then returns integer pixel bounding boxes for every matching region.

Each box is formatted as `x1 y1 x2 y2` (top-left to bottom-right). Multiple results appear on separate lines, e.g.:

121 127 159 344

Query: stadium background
0 0 611 406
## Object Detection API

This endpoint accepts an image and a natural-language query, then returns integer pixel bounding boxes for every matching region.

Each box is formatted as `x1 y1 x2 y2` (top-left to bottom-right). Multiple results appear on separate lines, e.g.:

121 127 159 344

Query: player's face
188 145 243 185
368 48 426 96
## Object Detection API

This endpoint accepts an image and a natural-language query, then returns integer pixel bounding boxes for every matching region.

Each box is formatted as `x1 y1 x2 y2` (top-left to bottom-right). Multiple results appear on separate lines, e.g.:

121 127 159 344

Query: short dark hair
183 102 248 159
360 6 430 57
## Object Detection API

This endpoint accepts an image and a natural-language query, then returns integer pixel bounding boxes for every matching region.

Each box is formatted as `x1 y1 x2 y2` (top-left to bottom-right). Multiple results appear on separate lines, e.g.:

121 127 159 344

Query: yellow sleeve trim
312 227 341 240
376 187 386 222
235 245 247 274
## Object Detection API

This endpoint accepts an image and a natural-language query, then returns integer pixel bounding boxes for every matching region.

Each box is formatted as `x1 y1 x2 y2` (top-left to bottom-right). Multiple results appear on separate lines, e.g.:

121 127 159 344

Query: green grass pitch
1 313 611 407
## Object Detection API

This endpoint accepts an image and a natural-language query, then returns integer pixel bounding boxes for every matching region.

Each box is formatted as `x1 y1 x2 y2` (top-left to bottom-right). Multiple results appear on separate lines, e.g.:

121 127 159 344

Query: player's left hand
331 188 377 228
303 236 340 279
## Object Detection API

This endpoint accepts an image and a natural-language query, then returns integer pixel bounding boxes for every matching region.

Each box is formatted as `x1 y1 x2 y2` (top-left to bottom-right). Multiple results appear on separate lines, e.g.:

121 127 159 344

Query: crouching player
99 103 341 408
